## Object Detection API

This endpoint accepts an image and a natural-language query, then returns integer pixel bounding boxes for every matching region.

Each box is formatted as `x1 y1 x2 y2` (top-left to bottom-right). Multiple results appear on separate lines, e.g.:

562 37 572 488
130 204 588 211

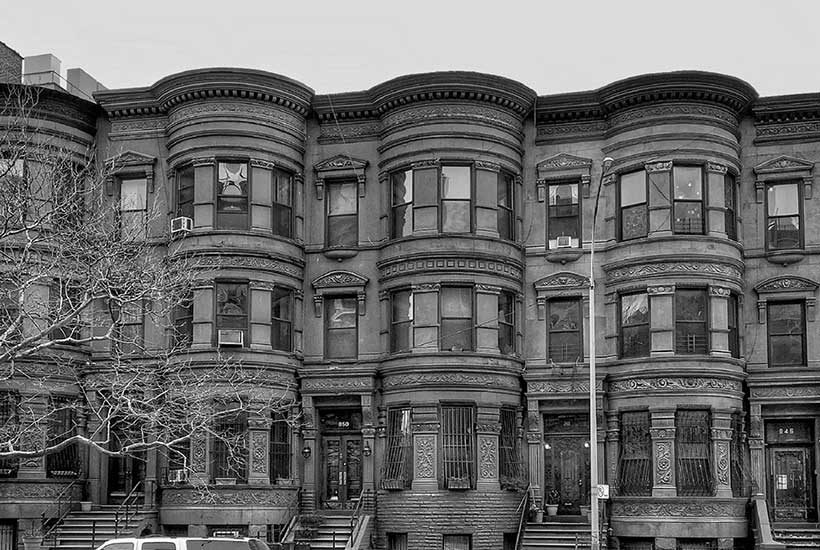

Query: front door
544 414 590 515
769 447 814 521
322 435 362 509
107 419 145 503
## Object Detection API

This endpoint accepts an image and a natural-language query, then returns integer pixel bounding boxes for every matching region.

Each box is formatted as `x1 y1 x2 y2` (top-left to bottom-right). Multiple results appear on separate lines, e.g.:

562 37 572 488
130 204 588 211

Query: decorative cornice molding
750 385 820 398
384 372 519 390
527 380 604 393
536 153 592 173
611 500 746 517
753 155 814 176
604 259 743 284
314 154 369 174
311 270 369 290
534 272 589 292
301 377 372 392
609 377 742 394
379 255 523 283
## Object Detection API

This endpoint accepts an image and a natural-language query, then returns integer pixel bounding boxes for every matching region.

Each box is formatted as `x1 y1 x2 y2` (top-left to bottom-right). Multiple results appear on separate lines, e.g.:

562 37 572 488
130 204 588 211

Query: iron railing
513 485 533 550
40 479 78 549
114 480 143 537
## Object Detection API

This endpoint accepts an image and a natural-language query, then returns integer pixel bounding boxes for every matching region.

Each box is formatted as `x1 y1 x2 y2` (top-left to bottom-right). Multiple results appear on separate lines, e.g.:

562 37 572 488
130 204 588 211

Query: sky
3 0 820 97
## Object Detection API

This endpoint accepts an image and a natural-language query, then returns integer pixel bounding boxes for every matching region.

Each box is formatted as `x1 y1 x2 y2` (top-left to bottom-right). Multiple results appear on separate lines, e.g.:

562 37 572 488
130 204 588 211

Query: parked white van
95 538 272 550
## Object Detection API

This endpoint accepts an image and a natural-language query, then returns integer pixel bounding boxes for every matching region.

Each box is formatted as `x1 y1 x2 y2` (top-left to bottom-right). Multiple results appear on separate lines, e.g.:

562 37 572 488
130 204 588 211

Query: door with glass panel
322 435 362 509
769 447 814 521
543 414 590 515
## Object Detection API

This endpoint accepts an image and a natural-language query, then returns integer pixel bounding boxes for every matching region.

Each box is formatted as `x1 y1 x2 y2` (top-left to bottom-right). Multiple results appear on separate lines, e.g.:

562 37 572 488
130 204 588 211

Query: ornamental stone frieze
318 122 381 144
716 442 730 486
415 436 436 479
300 377 372 392
382 103 521 133
607 103 740 129
379 256 523 283
750 385 820 399
161 487 298 507
609 377 742 394
109 117 167 140
195 255 304 279
478 436 498 479
611 500 747 517
604 259 743 284
655 441 673 485
383 372 519 391
0 482 80 500
527 380 604 394
168 101 304 135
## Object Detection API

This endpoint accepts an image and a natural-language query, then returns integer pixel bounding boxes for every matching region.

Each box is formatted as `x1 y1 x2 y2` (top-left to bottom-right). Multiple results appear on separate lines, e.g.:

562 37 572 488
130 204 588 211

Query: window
1 158 26 225
172 293 193 349
270 411 290 481
176 165 194 219
390 290 413 353
619 170 647 240
381 408 412 489
499 408 523 489
547 298 582 363
324 296 357 359
728 294 739 359
215 282 248 346
326 180 357 247
391 169 413 238
211 410 247 482
113 300 144 355
272 168 293 238
271 288 292 352
617 411 651 496
672 166 704 234
766 182 801 250
676 410 713 496
0 393 18 477
621 293 649 358
46 395 78 477
498 291 516 355
724 174 736 241
442 535 471 550
50 279 82 343
767 301 806 366
440 405 474 489
0 286 20 345
119 177 147 241
675 289 708 354
216 161 248 230
387 533 408 550
547 181 580 248
441 166 471 233
497 171 514 240
166 438 190 472
440 287 473 352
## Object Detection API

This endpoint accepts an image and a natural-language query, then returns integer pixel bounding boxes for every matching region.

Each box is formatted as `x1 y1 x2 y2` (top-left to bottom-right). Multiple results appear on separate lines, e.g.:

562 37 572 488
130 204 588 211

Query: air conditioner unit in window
168 469 188 483
170 216 193 237
556 235 573 248
218 329 244 346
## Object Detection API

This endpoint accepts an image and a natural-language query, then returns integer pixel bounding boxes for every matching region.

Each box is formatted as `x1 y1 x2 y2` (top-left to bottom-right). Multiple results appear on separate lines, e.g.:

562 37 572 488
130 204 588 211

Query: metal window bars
381 408 412 489
441 405 474 489
676 410 714 496
617 411 652 496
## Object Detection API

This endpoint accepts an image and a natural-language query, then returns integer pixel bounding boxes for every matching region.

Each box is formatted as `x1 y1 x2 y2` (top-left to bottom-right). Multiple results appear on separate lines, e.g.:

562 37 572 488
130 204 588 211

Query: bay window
269 411 290 481
440 287 473 352
619 170 648 240
216 162 248 230
215 282 248 347
381 407 412 489
620 292 650 358
617 410 652 496
672 166 704 234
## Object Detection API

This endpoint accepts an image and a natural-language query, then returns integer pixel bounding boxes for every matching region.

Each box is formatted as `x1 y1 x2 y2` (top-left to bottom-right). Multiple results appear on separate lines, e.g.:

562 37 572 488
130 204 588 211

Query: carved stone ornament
750 385 820 398
609 377 742 394
706 162 729 174
0 482 80 500
534 272 589 292
611 500 746 517
251 431 269 474
753 154 814 176
754 276 818 294
312 270 369 290
380 256 523 282
604 261 742 283
536 154 594 199
647 285 675 295
645 161 673 173
538 153 593 172
301 377 372 392
191 437 207 473
415 436 435 478
655 441 672 485
384 373 519 390
479 436 498 479
162 487 298 507
650 428 676 440
313 155 369 199
104 150 157 193
527 380 604 393
716 442 730 486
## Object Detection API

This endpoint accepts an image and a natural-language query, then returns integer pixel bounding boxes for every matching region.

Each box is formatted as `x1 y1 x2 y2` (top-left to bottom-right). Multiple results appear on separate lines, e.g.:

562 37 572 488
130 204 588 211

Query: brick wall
376 490 522 550
0 41 22 83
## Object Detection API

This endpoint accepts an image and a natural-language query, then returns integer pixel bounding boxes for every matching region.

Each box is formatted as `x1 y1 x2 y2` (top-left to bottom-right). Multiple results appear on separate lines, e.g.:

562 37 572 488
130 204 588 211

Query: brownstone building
0 53 818 550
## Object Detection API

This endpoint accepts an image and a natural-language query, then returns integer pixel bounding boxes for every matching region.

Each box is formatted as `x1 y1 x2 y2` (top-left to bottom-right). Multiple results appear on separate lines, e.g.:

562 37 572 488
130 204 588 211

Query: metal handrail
40 479 79 548
277 487 302 545
345 489 371 550
513 484 533 550
114 480 143 536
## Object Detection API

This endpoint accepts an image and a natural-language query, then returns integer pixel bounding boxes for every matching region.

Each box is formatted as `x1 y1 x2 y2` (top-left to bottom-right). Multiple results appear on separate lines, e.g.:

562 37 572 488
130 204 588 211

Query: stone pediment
314 155 369 174
105 150 157 170
312 270 369 290
753 155 813 175
537 153 593 174
754 276 818 294
534 271 589 291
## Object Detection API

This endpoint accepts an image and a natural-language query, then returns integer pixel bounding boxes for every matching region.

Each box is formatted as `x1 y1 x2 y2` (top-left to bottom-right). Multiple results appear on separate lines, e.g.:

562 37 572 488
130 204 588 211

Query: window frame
214 281 249 348
547 297 583 363
724 173 737 241
269 411 290 481
172 292 193 349
323 294 358 359
112 299 145 356
390 289 413 354
439 164 474 234
439 286 474 352
546 179 581 249
620 292 650 358
118 176 148 241
46 394 79 477
765 180 803 251
497 170 515 241
674 288 709 355
439 403 475 490
175 164 195 219
215 160 250 231
671 165 706 235
272 167 293 239
325 179 359 248
766 300 806 367
675 409 714 497
210 409 248 483
498 290 516 356
727 294 740 359
381 407 413 490
618 169 649 241
617 410 652 496
271 287 293 352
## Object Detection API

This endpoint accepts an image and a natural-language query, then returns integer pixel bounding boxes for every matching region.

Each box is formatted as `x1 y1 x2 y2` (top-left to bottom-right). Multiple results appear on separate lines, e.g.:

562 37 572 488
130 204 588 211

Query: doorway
765 419 817 522
106 419 145 503
318 408 363 510
544 413 590 515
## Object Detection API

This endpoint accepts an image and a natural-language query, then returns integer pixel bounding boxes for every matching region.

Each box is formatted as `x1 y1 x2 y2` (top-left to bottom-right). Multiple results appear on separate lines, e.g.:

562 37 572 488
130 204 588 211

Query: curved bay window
672 166 705 234
215 282 248 347
675 289 708 354
216 161 248 230
619 170 648 240
498 291 516 355
440 287 473 352
271 288 293 352
620 292 649 358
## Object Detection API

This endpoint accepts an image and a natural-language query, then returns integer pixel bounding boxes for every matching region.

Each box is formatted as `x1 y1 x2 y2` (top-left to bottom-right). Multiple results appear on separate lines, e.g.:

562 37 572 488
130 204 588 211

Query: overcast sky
3 0 820 97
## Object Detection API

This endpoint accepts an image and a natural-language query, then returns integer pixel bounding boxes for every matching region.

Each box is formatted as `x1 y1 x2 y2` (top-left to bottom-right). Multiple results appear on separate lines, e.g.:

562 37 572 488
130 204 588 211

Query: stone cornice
753 92 820 123
2 83 99 135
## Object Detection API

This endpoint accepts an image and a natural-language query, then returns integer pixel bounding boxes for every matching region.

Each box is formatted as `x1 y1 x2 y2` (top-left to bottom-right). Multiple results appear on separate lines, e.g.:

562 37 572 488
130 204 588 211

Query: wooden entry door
107 419 145 503
544 414 590 515
322 435 362 509
769 447 815 521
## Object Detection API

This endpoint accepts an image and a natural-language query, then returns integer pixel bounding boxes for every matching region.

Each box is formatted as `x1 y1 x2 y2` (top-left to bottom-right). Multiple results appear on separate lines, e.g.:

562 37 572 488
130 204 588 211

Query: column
712 410 733 498
646 161 672 237
605 411 620 490
748 403 764 495
192 158 214 229
301 396 317 512
706 162 728 238
648 284 675 356
475 285 500 353
247 412 271 485
709 286 731 356
411 405 439 491
250 160 273 231
189 430 210 486
526 401 542 504
249 282 272 350
361 394 375 499
650 408 676 497
476 408 501 491
412 284 439 351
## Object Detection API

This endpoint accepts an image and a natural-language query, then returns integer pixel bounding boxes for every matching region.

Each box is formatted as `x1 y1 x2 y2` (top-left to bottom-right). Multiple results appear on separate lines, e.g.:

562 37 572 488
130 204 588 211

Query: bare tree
0 83 296 484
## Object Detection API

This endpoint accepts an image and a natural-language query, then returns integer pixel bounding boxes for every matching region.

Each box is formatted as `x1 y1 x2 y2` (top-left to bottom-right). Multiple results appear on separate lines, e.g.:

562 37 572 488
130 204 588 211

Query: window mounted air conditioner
170 216 193 237
168 469 188 483
218 329 244 346
556 235 573 248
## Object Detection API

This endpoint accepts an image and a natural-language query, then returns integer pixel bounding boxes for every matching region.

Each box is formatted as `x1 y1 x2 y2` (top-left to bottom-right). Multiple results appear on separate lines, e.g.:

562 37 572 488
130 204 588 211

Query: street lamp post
589 157 613 550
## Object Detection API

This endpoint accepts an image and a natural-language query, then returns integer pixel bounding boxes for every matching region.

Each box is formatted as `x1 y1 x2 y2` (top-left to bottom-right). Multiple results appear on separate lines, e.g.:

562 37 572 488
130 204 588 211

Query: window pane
328 182 357 215
549 183 578 206
275 172 291 205
441 288 472 317
217 284 247 315
327 215 357 247
621 294 649 326
770 335 804 365
442 201 470 232
392 204 412 238
414 168 437 206
273 204 292 237
271 320 292 351
326 328 357 358
120 179 147 211
392 171 412 205
767 216 800 249
272 289 291 320
549 332 582 362
673 167 702 200
327 298 357 329
620 171 646 206
548 214 579 240
622 326 650 357
218 163 248 197
673 202 703 233
676 291 706 322
392 291 413 323
441 319 472 351
549 300 580 331
768 303 803 334
498 208 512 240
621 203 647 239
498 172 513 207
441 166 470 199
767 183 799 216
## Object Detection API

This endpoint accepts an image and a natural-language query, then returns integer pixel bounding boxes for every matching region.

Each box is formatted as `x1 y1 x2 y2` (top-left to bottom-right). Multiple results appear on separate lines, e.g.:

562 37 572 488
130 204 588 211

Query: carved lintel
645 161 672 173
757 300 766 324
250 158 276 170
193 157 216 168
709 285 731 298
412 283 440 293
313 295 323 318
314 178 324 200
706 162 728 174
475 161 500 172
475 284 501 294
647 284 675 295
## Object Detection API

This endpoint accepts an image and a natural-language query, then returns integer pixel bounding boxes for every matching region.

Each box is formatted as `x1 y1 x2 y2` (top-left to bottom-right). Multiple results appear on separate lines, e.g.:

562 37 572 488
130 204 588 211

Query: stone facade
1 67 819 550
0 41 22 84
